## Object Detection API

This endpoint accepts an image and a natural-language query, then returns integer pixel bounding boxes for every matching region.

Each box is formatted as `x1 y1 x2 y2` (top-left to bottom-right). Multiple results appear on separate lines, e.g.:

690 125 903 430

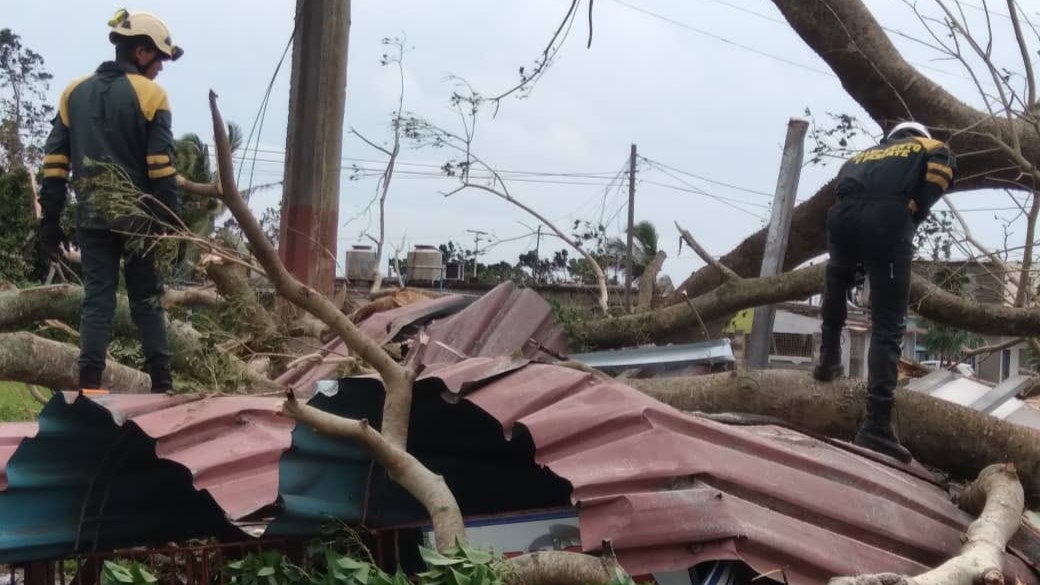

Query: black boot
812 328 843 382
854 395 913 463
149 365 174 394
78 366 105 393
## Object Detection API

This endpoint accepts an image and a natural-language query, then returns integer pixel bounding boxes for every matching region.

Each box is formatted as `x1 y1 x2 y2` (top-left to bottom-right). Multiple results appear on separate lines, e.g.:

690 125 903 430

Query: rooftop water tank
406 245 444 281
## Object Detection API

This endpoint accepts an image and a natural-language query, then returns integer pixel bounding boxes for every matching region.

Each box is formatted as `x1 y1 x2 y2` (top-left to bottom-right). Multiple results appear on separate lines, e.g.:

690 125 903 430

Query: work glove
39 216 70 262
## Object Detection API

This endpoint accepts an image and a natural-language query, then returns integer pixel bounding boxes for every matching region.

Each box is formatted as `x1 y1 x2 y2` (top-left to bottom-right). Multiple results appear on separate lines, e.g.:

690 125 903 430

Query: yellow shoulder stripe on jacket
43 154 70 166
147 154 171 165
126 75 171 122
58 75 93 127
43 168 70 179
912 136 946 152
148 167 178 180
926 172 950 191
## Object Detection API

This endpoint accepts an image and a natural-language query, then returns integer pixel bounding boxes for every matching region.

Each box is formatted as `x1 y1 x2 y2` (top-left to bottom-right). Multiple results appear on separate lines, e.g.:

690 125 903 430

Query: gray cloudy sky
7 1 1030 282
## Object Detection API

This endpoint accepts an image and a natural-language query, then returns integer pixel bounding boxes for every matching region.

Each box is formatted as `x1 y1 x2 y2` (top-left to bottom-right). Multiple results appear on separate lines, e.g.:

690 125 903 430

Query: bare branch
1007 0 1037 105
831 464 1023 585
207 90 416 447
675 222 741 282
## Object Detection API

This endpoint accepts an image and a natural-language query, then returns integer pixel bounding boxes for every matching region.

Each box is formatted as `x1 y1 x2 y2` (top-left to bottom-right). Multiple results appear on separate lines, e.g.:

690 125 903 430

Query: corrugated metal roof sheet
274 293 474 393
424 361 1039 585
422 282 568 364
570 339 734 370
0 422 36 491
0 392 288 561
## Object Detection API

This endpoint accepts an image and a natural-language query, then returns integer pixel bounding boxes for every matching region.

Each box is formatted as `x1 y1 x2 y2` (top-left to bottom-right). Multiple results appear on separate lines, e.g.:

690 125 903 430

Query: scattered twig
680 290 712 340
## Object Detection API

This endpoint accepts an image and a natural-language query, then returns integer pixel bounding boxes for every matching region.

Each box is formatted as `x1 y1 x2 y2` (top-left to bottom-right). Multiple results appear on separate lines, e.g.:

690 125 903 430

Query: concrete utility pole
467 229 488 280
625 144 637 312
534 224 542 283
747 118 809 369
279 0 351 297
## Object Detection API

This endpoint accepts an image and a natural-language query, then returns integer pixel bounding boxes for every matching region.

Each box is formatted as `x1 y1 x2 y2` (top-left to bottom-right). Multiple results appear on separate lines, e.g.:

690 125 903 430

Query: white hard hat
887 121 931 140
108 8 183 61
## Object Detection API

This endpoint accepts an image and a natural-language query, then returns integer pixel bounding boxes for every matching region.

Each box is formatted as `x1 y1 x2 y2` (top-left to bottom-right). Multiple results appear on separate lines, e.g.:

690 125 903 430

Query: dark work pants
820 197 914 400
78 228 171 390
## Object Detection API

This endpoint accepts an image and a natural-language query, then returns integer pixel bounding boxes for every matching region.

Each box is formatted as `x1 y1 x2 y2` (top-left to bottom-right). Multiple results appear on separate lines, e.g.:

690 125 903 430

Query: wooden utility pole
624 144 637 312
747 118 809 369
279 0 351 297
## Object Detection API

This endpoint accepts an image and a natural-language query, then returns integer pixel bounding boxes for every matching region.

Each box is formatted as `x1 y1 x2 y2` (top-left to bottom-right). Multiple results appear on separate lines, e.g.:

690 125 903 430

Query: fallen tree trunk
577 264 824 348
0 284 282 393
830 464 1023 585
629 370 1040 503
0 332 150 393
584 259 1040 349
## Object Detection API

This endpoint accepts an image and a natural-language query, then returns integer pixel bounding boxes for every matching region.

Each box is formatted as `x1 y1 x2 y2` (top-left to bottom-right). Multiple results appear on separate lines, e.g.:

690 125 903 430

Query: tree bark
577 264 825 348
0 332 150 393
0 284 282 393
203 257 281 349
662 0 1035 307
208 91 415 447
636 250 667 312
628 370 1040 504
830 464 1023 585
504 552 618 585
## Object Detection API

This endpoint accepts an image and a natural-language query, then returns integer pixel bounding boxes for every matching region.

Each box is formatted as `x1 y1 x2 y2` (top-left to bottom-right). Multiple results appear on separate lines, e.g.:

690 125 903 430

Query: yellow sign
724 309 753 334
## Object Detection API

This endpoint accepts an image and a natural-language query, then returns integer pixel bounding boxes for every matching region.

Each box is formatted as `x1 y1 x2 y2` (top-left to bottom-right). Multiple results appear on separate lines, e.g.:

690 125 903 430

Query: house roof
0 282 1036 585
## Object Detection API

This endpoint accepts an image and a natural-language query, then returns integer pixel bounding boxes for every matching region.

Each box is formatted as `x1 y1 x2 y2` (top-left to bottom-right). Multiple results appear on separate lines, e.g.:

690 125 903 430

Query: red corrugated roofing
420 361 1039 585
0 422 36 491
423 282 568 364
274 293 474 392
66 392 290 521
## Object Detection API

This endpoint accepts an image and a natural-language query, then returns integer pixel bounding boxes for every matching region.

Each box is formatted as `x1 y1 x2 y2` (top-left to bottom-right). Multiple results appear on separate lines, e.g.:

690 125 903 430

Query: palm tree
604 220 659 280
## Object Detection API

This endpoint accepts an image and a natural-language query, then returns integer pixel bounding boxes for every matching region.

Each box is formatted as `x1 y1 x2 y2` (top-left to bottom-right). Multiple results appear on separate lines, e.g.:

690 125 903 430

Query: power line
610 0 835 77
639 155 775 198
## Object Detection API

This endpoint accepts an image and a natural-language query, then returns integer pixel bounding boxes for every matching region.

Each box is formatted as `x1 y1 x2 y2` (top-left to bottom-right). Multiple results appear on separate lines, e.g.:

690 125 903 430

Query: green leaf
227 561 245 571
460 546 493 565
450 567 472 585
257 567 275 577
419 545 463 567
354 564 371 585
132 566 158 584
335 556 366 571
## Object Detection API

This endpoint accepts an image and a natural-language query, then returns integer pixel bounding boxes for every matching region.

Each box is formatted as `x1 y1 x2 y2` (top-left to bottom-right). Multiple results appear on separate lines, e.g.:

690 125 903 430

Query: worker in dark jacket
39 9 184 393
813 121 956 463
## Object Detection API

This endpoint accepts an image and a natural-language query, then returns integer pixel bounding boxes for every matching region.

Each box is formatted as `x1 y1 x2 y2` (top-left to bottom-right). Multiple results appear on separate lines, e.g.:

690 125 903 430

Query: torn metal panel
0 392 289 561
570 339 734 376
432 362 1038 585
274 293 474 392
423 282 568 365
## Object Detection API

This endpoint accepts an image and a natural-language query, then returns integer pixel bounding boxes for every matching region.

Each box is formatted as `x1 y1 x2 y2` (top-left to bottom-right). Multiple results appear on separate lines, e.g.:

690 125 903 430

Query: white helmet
887 121 931 140
108 8 183 61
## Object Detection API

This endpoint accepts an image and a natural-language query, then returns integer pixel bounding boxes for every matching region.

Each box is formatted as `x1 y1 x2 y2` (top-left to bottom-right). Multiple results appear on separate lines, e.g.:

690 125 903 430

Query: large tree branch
0 332 150 393
578 263 824 348
830 464 1023 585
208 91 415 447
0 284 281 393
503 552 618 585
770 0 1034 188
279 392 464 551
629 370 1040 503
